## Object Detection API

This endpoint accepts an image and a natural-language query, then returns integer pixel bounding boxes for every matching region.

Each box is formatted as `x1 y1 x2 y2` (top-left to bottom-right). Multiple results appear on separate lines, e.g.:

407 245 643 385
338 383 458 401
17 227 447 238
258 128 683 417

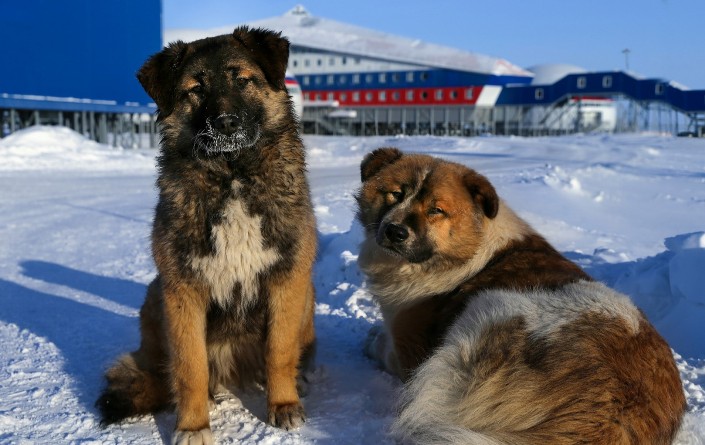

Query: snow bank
587 231 705 359
0 126 155 171
667 232 705 306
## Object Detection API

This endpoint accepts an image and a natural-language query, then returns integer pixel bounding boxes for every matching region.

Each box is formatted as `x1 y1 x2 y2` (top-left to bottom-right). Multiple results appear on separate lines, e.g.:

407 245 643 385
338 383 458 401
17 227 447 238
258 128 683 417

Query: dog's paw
171 428 214 445
268 402 306 430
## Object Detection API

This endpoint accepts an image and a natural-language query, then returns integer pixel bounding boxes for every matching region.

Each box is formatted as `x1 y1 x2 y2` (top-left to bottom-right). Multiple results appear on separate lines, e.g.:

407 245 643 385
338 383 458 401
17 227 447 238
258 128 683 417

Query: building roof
164 5 533 78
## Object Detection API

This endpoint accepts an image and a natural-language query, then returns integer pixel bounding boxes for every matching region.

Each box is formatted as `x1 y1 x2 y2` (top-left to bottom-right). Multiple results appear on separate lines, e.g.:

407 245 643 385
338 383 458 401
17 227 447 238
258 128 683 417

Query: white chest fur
189 188 280 309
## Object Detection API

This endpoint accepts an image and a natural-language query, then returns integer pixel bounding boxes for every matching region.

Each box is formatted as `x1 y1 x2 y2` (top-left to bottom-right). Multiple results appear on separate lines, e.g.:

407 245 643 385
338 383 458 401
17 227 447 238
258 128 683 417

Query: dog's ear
463 170 499 219
233 26 289 90
137 41 189 116
360 147 403 182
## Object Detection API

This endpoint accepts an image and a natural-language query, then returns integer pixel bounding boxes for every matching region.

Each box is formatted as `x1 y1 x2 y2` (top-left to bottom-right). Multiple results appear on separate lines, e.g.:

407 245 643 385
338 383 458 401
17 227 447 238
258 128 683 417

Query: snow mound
543 165 585 195
0 126 155 171
667 232 705 306
589 231 705 359
666 232 705 252
0 125 102 151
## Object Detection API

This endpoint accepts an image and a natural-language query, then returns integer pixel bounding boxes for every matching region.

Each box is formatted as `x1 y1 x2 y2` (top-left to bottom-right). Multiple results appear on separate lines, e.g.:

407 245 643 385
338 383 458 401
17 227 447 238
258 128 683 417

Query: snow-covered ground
0 126 703 444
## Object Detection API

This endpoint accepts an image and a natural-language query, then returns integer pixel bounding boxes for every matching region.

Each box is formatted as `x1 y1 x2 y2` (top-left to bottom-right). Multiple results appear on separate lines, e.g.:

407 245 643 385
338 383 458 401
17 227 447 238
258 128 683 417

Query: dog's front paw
268 402 306 430
172 427 214 445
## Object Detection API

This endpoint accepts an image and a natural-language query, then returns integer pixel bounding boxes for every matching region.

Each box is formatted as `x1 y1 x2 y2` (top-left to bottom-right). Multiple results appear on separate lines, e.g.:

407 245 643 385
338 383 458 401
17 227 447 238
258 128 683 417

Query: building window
355 57 361 64
421 91 429 100
655 83 665 95
314 76 322 85
353 92 360 102
465 88 474 100
365 74 374 84
392 73 400 83
420 72 429 81
315 93 321 101
535 88 544 100
352 74 360 84
340 93 347 101
392 91 400 101
327 75 334 85
304 92 310 100
302 76 310 86
450 90 458 100
329 57 335 66
602 75 613 88
339 75 346 84
379 73 386 83
406 90 414 101
365 92 373 102
406 72 414 82
293 60 298 68
342 57 347 65
327 92 334 101
317 59 322 66
304 59 310 67
379 91 387 102
577 76 587 89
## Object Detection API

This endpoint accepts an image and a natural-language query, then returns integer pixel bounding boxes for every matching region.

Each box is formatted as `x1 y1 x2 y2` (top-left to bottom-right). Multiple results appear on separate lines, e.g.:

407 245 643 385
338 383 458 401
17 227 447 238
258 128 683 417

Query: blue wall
0 0 162 106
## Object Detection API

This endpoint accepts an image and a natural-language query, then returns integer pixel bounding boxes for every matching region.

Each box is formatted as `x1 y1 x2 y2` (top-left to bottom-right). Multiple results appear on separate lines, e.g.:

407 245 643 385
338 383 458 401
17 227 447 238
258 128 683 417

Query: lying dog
356 147 685 444
96 27 317 445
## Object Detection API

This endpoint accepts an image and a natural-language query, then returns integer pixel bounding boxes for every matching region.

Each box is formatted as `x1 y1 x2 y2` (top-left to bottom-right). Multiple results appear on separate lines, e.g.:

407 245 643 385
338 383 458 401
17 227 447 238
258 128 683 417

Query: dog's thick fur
96 27 317 445
357 148 686 445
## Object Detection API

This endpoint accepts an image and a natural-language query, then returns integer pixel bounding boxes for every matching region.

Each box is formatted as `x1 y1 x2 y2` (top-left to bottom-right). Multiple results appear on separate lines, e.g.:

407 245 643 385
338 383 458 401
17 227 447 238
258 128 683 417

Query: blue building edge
0 94 156 114
498 71 705 114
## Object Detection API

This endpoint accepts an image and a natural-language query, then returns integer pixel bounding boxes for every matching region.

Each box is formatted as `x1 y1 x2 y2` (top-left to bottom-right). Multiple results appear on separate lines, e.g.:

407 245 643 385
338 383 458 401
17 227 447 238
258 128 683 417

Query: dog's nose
385 223 409 243
213 115 238 135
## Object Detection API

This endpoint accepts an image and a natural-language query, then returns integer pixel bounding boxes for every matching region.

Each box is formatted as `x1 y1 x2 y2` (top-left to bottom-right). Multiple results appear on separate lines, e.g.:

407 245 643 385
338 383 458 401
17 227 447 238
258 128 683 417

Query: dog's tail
96 352 170 425
392 354 512 445
392 322 526 445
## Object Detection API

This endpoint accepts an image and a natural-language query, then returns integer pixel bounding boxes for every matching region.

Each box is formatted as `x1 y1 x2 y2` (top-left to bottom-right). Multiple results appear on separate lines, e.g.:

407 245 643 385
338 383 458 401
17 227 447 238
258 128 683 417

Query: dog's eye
236 77 252 88
189 85 204 95
428 207 445 216
386 190 403 203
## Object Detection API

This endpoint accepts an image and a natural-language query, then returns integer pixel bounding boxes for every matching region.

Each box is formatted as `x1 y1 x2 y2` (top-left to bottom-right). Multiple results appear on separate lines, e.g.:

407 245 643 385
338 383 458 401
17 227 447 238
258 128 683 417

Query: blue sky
163 0 704 88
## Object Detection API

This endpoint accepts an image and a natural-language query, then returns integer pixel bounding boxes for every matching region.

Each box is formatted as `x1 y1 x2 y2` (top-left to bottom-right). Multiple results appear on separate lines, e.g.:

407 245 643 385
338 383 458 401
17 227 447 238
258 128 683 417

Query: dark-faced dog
96 27 317 445
357 148 685 445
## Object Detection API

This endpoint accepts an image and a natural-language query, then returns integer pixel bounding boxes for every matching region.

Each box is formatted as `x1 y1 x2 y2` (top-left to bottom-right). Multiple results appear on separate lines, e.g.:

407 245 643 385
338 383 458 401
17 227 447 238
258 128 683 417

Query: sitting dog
356 147 685 445
96 27 317 445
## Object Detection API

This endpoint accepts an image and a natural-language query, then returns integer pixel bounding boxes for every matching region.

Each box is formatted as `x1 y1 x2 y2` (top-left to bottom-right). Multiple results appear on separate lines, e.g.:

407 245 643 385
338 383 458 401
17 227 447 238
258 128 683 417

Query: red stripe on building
303 86 482 106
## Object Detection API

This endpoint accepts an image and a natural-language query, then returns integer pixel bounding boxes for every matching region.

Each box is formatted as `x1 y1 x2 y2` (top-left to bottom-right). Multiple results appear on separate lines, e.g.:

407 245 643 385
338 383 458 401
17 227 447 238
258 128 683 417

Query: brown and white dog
356 147 685 445
96 28 317 445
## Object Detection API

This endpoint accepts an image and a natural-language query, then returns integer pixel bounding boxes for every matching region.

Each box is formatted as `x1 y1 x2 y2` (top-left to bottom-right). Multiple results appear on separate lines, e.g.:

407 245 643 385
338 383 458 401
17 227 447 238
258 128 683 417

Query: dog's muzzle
194 114 261 154
384 223 409 243
212 114 240 136
376 222 433 263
